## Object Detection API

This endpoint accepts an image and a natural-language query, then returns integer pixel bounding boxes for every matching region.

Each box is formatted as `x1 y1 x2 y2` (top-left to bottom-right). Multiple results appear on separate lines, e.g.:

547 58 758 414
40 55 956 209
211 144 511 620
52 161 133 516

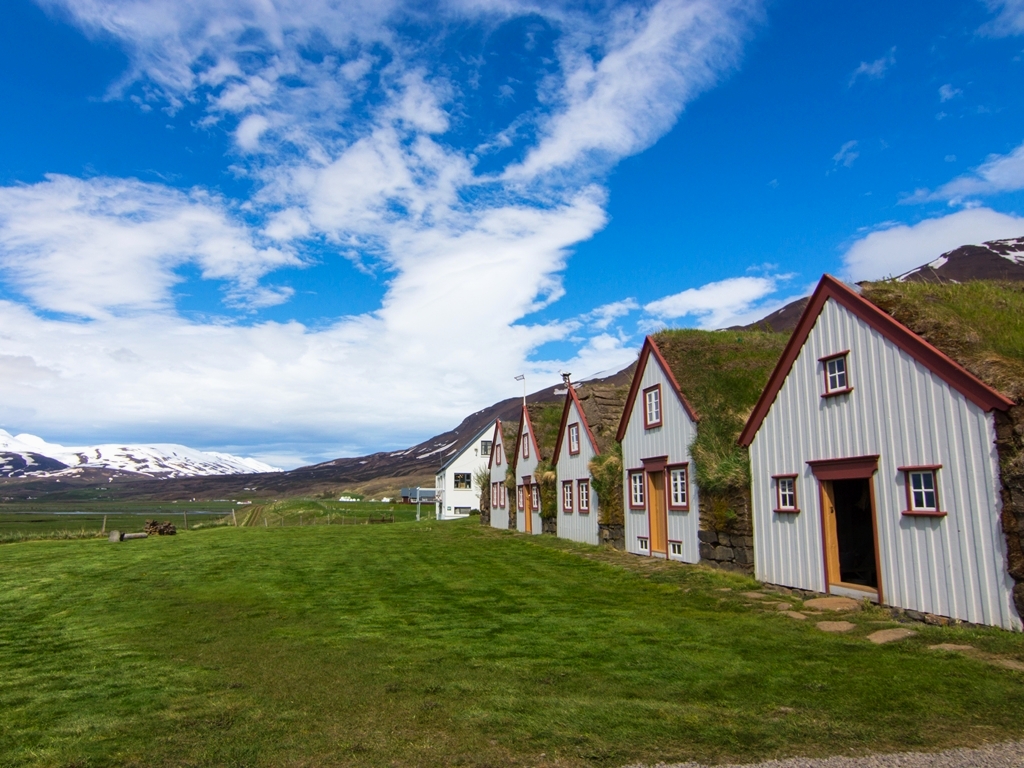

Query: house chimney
561 372 572 387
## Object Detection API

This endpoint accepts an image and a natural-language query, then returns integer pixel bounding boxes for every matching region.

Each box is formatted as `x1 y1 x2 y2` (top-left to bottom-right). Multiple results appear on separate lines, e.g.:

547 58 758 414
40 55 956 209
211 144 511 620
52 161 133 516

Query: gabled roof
738 274 1014 447
511 403 542 475
615 335 699 442
487 419 506 470
551 384 600 464
438 420 497 472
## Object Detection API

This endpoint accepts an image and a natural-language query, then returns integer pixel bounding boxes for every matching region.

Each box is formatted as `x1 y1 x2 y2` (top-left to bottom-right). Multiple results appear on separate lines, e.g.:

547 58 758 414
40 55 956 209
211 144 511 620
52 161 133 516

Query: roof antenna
560 371 572 387
515 374 526 407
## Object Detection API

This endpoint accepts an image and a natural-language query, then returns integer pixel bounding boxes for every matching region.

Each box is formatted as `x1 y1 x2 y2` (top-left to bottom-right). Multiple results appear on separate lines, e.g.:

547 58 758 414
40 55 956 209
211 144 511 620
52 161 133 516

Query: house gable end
616 336 698 442
553 386 601 464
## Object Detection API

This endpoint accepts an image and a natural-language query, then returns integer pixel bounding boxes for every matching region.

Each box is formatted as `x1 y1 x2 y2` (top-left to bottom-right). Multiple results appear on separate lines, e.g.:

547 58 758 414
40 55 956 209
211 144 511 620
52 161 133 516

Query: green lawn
2 520 1023 767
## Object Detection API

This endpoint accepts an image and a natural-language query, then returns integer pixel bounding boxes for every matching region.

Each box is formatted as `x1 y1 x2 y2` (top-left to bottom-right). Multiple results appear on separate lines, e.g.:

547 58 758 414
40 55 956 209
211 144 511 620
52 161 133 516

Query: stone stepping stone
817 621 855 633
867 628 917 644
784 611 807 620
929 643 975 652
803 596 861 612
992 658 1024 672
774 602 794 611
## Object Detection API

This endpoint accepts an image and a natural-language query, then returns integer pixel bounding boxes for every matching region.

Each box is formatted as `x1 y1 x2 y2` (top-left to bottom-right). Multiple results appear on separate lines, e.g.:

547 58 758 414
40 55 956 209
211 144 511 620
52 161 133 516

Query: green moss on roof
526 401 564 460
651 329 791 494
861 280 1024 402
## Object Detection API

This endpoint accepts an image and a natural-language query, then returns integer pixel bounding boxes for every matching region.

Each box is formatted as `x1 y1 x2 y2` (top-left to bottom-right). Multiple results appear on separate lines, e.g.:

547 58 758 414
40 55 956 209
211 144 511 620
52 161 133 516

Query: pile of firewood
144 520 177 536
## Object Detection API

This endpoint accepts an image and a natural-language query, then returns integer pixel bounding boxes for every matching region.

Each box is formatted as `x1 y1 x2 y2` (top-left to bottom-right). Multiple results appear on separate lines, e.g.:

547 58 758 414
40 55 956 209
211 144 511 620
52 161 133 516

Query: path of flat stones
631 740 1024 768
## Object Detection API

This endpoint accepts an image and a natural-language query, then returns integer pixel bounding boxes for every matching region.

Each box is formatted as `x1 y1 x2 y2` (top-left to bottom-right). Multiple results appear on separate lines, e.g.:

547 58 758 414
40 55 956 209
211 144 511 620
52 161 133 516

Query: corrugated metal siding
490 432 509 530
621 357 700 562
750 298 1020 630
556 399 600 545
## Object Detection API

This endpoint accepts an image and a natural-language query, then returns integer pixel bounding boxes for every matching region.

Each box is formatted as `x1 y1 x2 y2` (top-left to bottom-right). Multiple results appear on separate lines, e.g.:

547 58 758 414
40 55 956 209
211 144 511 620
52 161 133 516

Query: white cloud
643 275 783 329
938 83 962 102
980 0 1024 36
4 0 761 460
904 140 1024 203
833 140 859 169
848 47 895 86
840 207 1024 281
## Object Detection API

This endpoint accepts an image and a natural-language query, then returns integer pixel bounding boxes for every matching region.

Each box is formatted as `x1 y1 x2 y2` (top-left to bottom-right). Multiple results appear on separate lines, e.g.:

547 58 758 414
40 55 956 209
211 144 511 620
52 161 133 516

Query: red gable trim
487 419 502 471
615 336 699 442
552 384 601 464
738 274 1014 447
511 404 542 476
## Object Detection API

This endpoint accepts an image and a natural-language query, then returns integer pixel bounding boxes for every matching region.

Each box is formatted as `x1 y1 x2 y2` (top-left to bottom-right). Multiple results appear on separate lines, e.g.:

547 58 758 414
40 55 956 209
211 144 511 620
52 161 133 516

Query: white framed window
568 423 580 454
562 481 573 512
454 472 471 490
643 385 662 428
668 465 688 509
670 541 682 556
578 480 590 512
638 537 649 552
822 353 851 395
531 484 540 512
522 431 530 459
909 470 938 511
517 485 524 511
774 475 798 511
480 440 492 457
630 471 645 509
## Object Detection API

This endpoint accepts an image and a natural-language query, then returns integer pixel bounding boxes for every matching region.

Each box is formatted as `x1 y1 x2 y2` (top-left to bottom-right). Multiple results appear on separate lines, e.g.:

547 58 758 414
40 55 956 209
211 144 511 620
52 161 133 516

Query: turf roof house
552 377 602 545
487 419 514 531
512 403 545 535
615 338 701 561
434 421 495 521
739 275 1021 630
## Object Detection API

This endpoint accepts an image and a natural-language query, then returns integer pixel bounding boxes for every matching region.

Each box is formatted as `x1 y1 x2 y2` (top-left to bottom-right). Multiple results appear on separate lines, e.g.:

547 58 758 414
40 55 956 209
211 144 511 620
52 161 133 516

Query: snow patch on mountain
0 429 281 478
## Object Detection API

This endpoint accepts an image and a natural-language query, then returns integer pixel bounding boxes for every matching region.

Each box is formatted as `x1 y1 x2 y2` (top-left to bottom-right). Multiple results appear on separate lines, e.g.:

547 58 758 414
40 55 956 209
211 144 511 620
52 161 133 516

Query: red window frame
667 463 689 511
578 479 590 513
568 423 581 455
499 483 506 508
820 351 853 397
643 384 663 428
629 470 646 509
522 431 530 459
495 442 502 465
772 474 799 513
517 485 524 511
531 484 540 512
898 465 946 517
490 482 497 508
562 481 573 513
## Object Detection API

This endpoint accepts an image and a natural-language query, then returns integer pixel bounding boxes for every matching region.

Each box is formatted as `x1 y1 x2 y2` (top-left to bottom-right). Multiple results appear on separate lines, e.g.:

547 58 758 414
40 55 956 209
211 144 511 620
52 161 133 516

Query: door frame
523 474 533 534
642 456 669 558
807 455 884 604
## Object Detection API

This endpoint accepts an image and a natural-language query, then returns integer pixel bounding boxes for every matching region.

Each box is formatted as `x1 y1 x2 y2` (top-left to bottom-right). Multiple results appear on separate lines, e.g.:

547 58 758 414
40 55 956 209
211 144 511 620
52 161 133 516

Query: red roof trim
487 419 502 471
615 336 699 442
511 404 542 476
738 275 1013 447
552 385 601 464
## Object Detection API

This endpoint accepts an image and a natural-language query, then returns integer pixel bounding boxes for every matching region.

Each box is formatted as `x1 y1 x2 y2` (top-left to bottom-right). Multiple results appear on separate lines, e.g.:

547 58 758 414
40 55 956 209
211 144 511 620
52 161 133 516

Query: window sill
629 506 646 512
643 422 663 430
578 509 590 514
902 509 947 518
668 505 690 512
773 508 801 514
821 387 854 398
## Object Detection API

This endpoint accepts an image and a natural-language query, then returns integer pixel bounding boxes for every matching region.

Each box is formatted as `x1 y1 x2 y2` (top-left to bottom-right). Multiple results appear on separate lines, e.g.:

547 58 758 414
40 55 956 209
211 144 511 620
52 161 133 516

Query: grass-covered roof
861 279 1024 403
651 329 791 493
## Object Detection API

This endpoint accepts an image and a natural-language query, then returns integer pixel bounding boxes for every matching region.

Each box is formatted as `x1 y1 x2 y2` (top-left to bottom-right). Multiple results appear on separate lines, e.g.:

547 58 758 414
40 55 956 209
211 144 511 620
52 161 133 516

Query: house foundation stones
598 523 624 550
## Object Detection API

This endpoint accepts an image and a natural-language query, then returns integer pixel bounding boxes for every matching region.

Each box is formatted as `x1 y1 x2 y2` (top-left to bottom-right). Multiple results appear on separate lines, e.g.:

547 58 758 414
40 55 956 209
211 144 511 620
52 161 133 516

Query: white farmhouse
553 379 601 545
739 275 1020 630
615 337 700 561
434 421 495 521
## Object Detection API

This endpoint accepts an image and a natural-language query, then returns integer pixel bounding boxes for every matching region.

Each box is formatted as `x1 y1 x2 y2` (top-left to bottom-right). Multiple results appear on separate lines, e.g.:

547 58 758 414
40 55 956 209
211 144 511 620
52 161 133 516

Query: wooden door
524 480 533 534
820 480 842 586
648 470 667 556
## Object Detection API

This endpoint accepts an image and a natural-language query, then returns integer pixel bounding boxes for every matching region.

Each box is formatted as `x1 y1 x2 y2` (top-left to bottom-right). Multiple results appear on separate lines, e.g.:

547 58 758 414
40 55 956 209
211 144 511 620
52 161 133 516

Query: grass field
2 520 1023 767
0 499 419 542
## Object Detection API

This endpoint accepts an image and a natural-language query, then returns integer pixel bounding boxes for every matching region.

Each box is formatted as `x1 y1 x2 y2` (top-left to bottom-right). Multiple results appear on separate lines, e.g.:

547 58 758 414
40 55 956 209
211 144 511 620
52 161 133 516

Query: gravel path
628 741 1024 767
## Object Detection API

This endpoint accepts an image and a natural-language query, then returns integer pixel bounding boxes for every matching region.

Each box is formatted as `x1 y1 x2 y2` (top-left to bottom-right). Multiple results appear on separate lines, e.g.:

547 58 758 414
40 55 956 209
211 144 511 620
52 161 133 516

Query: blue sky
1 0 1024 468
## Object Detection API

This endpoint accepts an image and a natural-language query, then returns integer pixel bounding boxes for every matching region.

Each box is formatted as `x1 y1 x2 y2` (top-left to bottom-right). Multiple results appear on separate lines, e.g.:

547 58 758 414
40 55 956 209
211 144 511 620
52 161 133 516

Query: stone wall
598 523 624 550
697 488 754 573
480 507 490 526
995 406 1024 619
542 517 557 534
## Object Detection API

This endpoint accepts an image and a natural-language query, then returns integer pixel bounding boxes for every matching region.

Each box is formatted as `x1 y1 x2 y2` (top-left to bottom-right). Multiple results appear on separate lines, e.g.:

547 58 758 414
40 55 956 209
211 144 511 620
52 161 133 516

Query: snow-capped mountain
897 237 1024 282
0 429 281 478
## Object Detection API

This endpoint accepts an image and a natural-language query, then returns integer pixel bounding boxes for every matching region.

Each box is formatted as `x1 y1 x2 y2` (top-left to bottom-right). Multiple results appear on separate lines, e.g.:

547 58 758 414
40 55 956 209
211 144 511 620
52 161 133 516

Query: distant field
0 498 425 541
2 521 1023 767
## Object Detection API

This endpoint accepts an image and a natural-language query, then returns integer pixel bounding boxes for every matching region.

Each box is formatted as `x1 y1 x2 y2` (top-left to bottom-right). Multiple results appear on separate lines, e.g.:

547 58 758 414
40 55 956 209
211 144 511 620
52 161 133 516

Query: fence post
183 510 188 530
101 515 107 534
232 509 238 527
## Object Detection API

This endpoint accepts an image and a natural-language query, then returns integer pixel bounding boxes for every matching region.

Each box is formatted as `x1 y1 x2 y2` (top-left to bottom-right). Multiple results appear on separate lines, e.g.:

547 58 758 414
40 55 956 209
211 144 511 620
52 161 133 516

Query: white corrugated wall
621 356 700 562
490 428 510 530
556 398 600 545
516 432 540 534
749 297 1020 630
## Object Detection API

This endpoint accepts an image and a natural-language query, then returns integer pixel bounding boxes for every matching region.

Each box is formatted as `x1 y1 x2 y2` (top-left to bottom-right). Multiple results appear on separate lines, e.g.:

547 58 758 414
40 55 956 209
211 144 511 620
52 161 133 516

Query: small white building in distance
435 421 495 521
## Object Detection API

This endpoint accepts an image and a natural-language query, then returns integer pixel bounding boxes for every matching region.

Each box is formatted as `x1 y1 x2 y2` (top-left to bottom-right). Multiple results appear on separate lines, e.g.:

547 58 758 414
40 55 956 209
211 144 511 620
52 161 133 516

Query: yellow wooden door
524 483 533 534
648 470 667 555
820 480 841 586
